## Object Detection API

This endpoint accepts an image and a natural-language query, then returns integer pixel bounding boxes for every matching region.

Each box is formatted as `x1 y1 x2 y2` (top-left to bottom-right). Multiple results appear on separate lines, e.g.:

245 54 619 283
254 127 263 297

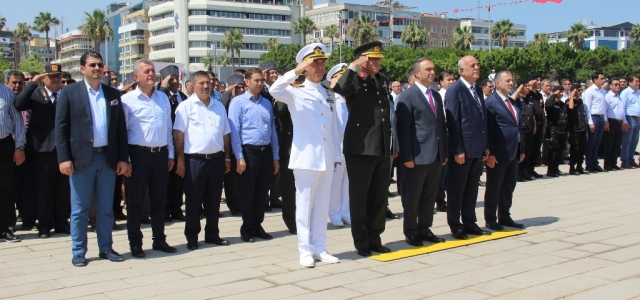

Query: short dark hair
109 71 118 77
610 77 620 82
80 51 103 66
627 74 639 84
244 67 263 79
29 71 39 77
591 72 603 81
192 71 210 82
206 71 216 78
438 70 454 83
6 70 24 81
236 69 246 75
480 79 492 88
61 72 72 80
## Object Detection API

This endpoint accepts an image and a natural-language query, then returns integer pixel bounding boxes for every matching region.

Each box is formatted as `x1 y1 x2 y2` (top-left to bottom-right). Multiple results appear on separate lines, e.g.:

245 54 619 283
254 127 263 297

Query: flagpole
488 0 492 52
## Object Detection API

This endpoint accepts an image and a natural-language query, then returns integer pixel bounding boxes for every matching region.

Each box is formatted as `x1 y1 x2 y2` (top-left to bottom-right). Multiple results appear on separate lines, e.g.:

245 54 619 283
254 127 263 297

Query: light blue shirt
122 87 175 158
227 92 279 160
582 85 608 125
212 90 222 102
604 91 625 122
84 81 108 147
621 87 640 118
0 84 25 147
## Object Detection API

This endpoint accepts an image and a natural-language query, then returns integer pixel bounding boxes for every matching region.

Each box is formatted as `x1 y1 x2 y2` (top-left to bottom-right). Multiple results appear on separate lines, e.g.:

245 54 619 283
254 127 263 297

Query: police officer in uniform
567 84 589 175
544 85 568 177
513 79 536 182
333 41 392 257
526 73 545 179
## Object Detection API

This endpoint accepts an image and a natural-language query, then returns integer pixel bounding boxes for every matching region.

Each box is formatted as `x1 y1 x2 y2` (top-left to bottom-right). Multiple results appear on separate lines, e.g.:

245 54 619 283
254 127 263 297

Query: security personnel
526 73 545 179
513 79 536 182
221 74 246 216
158 65 187 222
544 85 568 177
333 41 392 257
260 61 284 211
567 84 589 175
14 63 70 238
269 43 342 268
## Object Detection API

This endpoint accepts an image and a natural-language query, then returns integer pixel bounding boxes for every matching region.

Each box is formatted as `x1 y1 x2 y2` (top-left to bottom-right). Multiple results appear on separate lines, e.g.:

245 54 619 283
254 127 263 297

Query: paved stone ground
2 159 640 300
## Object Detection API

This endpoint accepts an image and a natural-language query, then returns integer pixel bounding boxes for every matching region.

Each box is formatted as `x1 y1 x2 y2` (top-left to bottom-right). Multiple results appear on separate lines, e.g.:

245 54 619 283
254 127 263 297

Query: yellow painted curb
369 230 526 262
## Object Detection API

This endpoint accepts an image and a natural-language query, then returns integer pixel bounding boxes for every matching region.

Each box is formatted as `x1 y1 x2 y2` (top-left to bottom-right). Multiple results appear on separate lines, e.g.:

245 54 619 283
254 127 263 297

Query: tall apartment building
100 2 130 73
54 30 92 80
459 18 527 50
24 34 57 63
0 31 19 68
420 14 458 49
548 22 635 50
147 0 303 80
118 3 153 83
306 0 422 50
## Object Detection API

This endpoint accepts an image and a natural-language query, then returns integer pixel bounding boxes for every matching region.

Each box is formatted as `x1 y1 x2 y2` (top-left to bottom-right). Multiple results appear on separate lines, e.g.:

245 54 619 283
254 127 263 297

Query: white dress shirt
173 94 230 154
45 86 57 103
122 87 175 158
605 90 625 121
582 85 608 125
170 91 183 103
84 81 108 147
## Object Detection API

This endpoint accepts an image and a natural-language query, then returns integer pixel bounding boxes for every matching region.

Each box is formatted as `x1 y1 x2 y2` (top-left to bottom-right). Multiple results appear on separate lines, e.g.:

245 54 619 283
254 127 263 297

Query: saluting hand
294 58 315 76
161 75 172 88
31 73 48 84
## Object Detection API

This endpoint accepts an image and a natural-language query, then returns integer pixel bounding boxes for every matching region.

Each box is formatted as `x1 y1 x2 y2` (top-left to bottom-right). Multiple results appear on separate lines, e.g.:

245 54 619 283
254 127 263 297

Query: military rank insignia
40 89 50 103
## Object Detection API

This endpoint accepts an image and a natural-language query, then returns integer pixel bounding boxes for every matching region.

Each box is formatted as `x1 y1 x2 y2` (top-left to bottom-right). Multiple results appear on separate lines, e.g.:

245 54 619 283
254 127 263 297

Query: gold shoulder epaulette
291 83 304 88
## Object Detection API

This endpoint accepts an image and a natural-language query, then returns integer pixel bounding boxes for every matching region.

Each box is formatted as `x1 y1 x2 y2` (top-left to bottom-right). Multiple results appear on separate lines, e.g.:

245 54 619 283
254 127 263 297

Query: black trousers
32 150 70 233
436 164 448 206
166 161 184 217
400 160 442 237
345 154 389 250
519 130 534 174
20 151 37 227
528 125 544 171
603 119 623 168
547 129 568 172
269 168 281 204
223 154 241 213
0 137 15 233
11 161 31 226
484 157 519 224
279 155 296 232
239 147 274 235
446 156 483 232
125 147 169 246
569 131 587 167
113 175 124 213
183 153 225 242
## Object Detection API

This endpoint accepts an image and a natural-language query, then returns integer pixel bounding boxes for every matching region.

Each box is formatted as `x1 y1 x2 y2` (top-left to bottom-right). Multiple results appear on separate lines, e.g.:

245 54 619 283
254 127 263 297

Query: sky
2 0 637 40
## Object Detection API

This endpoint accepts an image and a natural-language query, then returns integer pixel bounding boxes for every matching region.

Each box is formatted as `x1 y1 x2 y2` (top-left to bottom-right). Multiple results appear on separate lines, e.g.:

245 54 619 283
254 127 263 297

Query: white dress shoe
300 255 315 268
313 252 340 264
330 219 344 227
342 216 351 225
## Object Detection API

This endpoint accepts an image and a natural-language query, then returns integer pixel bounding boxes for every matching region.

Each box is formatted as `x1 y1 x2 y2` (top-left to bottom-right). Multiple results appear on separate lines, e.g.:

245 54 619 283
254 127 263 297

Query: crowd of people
1 43 639 268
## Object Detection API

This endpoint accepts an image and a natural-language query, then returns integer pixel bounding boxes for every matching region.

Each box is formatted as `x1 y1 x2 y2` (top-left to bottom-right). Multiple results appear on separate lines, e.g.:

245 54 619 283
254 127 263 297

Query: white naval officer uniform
269 49 342 264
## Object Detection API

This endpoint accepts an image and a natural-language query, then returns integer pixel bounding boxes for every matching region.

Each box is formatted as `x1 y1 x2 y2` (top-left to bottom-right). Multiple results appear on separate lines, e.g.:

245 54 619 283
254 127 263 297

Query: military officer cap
326 63 348 80
354 41 384 59
43 63 62 74
259 61 277 72
227 74 246 86
159 65 179 79
296 43 327 63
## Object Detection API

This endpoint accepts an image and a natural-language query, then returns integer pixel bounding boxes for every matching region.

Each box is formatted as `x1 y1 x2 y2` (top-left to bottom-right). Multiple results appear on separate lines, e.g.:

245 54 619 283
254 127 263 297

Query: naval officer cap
354 41 384 59
259 61 277 72
159 65 180 79
227 74 246 86
326 63 348 80
296 43 327 64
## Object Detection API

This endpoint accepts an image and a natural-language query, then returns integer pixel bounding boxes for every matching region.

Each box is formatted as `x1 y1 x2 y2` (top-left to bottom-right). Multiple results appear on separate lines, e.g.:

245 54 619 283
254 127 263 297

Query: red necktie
505 98 517 124
426 89 437 117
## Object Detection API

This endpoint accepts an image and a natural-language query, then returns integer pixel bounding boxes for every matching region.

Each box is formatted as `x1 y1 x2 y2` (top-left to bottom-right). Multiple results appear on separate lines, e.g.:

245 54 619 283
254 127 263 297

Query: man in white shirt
540 79 552 103
173 71 232 250
121 59 177 257
390 81 402 101
602 78 624 171
583 72 609 172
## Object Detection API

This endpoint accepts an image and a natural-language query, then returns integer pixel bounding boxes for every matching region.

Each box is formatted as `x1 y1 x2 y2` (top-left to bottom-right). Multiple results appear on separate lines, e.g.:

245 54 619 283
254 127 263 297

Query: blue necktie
470 85 483 118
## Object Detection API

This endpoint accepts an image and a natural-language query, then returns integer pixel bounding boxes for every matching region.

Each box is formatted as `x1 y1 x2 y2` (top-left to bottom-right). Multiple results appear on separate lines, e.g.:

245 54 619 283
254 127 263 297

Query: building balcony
118 35 147 45
60 44 92 53
118 22 149 34
119 52 148 60
59 55 82 64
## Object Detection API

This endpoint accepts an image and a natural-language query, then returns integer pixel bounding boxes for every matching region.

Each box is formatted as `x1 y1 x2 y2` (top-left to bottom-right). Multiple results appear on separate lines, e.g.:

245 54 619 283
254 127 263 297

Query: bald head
458 55 480 84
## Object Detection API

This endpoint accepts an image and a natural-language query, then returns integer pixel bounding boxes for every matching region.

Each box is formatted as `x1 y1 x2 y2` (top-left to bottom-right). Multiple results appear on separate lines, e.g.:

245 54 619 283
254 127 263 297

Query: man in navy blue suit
396 58 448 247
444 56 491 240
483 71 525 231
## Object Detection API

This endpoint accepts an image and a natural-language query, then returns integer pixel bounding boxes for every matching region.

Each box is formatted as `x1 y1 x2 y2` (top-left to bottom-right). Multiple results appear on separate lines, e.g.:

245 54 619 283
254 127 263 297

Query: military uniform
333 42 392 254
567 89 589 174
515 89 536 181
544 88 568 176
527 90 545 176
260 61 284 212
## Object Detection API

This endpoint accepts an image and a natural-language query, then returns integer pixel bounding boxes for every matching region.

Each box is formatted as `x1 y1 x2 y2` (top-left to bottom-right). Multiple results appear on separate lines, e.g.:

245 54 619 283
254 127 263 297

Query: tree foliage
324 24 339 51
18 55 44 74
0 59 13 82
32 12 60 60
491 19 518 49
401 23 429 49
630 24 640 45
222 29 243 72
348 15 379 47
80 9 113 54
14 23 32 60
566 23 590 51
451 26 476 51
258 44 302 74
292 17 317 45
263 37 279 51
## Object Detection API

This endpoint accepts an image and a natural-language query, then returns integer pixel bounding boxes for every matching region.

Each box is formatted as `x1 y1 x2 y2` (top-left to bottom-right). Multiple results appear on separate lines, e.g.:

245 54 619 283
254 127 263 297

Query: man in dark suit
55 51 129 267
157 65 188 222
260 61 284 211
333 41 392 257
483 71 525 231
396 58 448 247
220 74 246 216
14 64 71 238
444 55 491 240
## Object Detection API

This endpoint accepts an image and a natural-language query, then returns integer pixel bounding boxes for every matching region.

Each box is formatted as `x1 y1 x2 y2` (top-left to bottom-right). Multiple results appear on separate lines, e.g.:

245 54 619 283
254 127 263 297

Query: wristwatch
16 146 24 151
225 158 231 162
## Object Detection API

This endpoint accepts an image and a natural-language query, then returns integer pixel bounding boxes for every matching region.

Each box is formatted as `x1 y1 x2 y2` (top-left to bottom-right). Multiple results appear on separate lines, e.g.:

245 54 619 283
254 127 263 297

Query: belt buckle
205 153 212 159
150 147 159 153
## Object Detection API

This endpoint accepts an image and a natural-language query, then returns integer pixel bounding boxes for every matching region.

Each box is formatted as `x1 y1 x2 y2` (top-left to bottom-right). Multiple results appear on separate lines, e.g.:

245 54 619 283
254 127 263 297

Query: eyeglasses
24 78 32 81
61 80 70 84
86 63 104 68
612 83 620 86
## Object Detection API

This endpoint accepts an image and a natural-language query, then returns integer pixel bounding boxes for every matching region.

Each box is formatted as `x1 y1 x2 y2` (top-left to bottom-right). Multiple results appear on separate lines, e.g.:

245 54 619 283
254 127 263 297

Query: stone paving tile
549 274 612 291
427 289 492 300
492 283 578 299
264 268 330 285
566 277 640 300
296 287 363 300
583 259 640 281
412 260 486 278
468 279 532 296
140 288 222 300
349 288 424 300
593 244 640 262
547 248 592 259
344 271 429 294
11 279 134 300
0 280 65 299
207 279 274 296
215 285 310 300
295 269 384 292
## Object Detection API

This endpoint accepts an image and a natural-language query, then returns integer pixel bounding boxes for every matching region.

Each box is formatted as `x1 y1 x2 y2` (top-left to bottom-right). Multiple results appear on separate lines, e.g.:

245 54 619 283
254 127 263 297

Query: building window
189 57 202 63
151 43 174 51
232 58 260 65
189 26 289 36
151 12 173 21
603 30 618 38
471 26 483 34
151 28 174 36
441 27 447 34
430 25 437 33
189 10 288 21
430 39 437 46
441 39 447 47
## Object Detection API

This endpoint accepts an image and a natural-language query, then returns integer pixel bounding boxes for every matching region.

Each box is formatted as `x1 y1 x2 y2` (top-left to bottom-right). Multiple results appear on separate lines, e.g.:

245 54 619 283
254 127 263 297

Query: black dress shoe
152 240 177 253
289 229 297 234
465 227 491 235
38 232 50 239
421 231 445 243
435 204 447 212
546 172 559 177
386 209 400 219
241 233 255 243
577 167 589 174
530 170 543 178
254 230 273 240
270 199 283 208
114 210 127 221
231 210 241 216
140 218 151 224
205 237 230 246
522 170 533 181
486 222 504 231
90 225 97 232
130 245 146 258
187 241 198 250
517 175 527 182
1 231 21 242
370 245 391 253
451 230 468 240
265 206 273 212
405 236 423 247
165 216 172 223
499 220 525 229
557 170 567 176
613 165 622 171
357 248 372 257
171 214 186 221
55 226 71 234
389 178 396 183
595 166 606 172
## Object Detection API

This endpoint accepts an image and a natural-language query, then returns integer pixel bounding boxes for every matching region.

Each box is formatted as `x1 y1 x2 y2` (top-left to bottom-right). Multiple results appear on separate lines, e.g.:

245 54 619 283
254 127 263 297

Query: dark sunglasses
86 63 104 68
61 80 70 84
24 78 32 81
612 83 620 86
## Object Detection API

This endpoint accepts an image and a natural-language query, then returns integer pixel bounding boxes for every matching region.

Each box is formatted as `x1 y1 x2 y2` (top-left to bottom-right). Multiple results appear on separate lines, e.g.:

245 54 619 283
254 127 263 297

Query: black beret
227 74 245 86
527 72 541 81
159 65 179 79
259 61 277 72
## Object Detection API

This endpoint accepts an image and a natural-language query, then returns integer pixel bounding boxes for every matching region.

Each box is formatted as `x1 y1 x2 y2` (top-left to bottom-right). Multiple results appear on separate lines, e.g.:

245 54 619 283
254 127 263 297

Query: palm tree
324 24 339 51
222 29 243 72
32 12 60 60
202 54 215 71
348 15 379 47
491 19 518 49
14 23 32 61
263 37 279 51
0 16 6 30
401 23 429 49
566 22 590 51
80 9 114 54
218 55 231 67
292 16 317 45
629 23 640 45
451 26 476 51
533 33 550 46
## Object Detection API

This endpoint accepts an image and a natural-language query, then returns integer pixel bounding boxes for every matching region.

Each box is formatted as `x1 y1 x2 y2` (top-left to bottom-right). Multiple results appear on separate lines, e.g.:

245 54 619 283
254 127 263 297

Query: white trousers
329 162 350 222
293 169 334 257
